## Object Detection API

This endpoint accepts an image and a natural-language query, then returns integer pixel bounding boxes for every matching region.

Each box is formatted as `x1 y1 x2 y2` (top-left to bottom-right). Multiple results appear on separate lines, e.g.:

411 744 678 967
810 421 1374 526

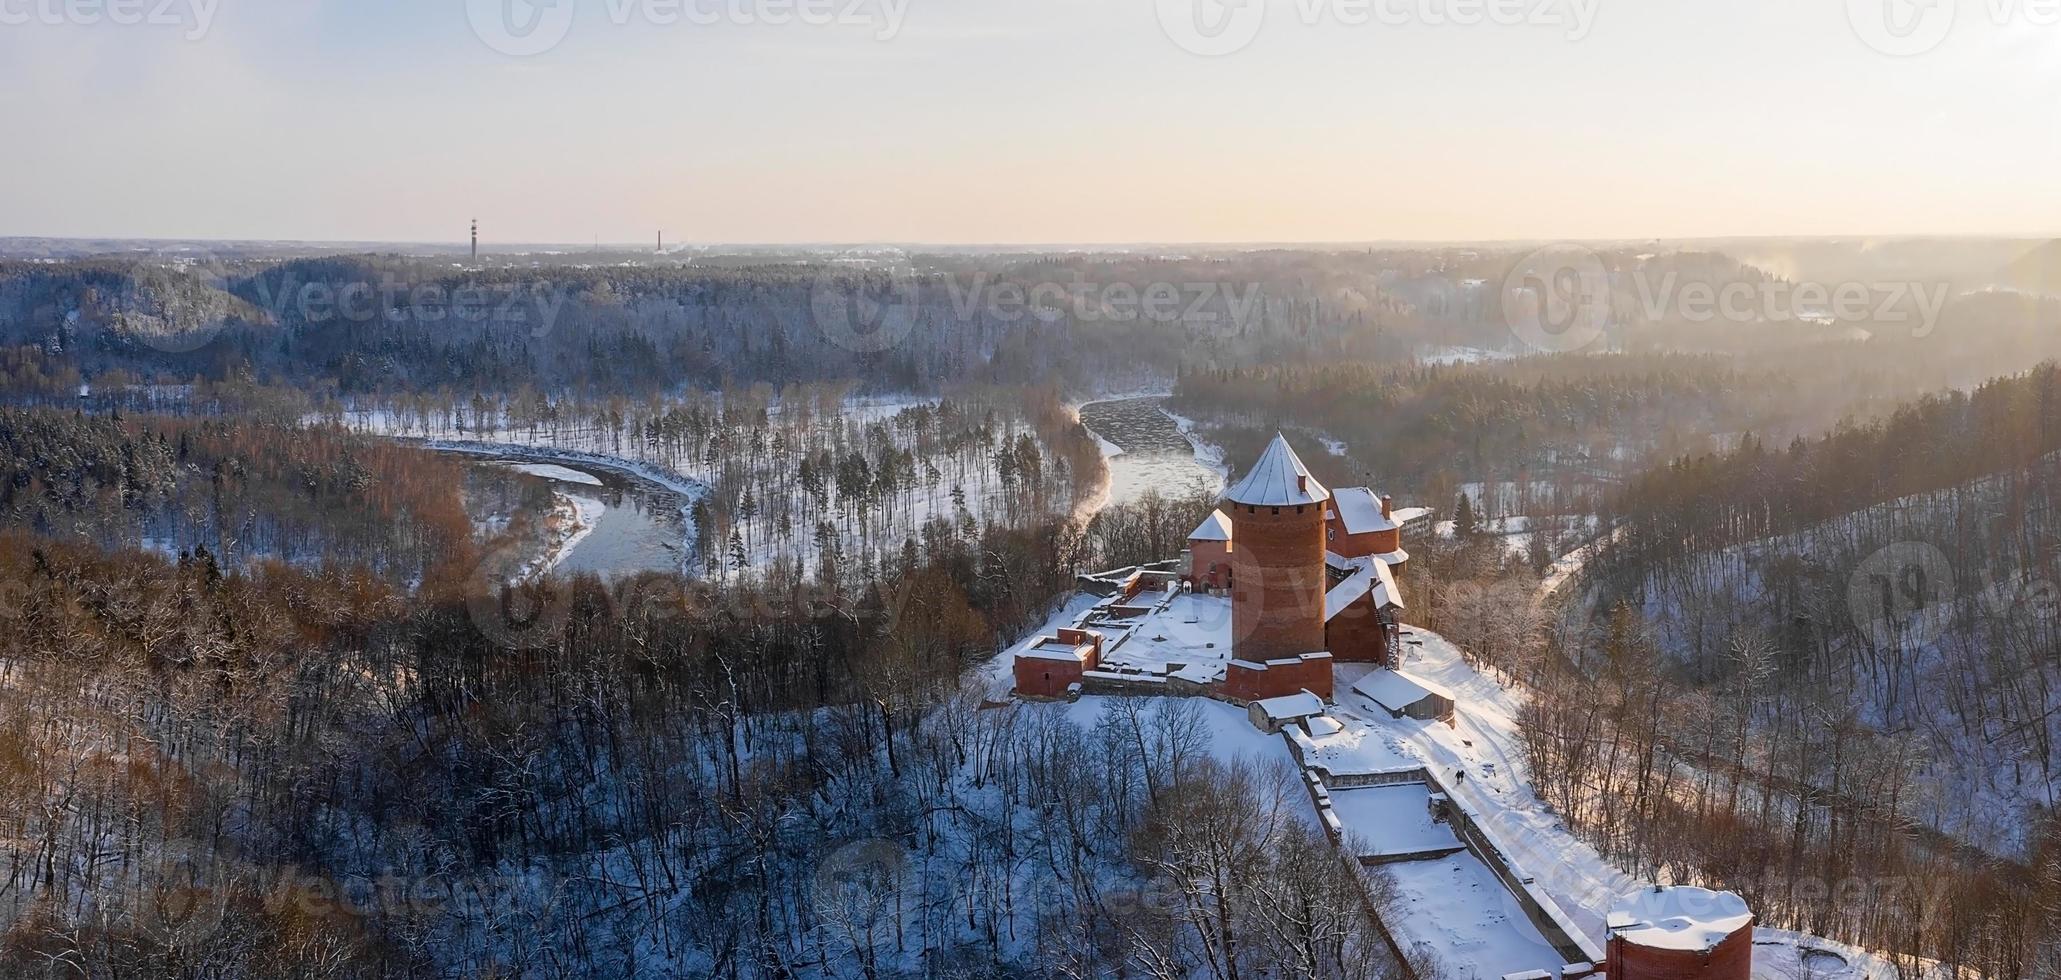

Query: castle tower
1226 434 1330 661
1605 886 1755 980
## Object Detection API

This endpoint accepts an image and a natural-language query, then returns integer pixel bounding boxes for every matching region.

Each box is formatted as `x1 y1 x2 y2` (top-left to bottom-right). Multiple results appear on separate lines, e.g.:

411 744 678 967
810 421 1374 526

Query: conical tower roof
1224 434 1330 507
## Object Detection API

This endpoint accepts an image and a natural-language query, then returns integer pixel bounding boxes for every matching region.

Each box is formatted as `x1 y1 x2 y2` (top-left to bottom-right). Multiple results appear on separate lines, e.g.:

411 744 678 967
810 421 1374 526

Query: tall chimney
470 218 478 260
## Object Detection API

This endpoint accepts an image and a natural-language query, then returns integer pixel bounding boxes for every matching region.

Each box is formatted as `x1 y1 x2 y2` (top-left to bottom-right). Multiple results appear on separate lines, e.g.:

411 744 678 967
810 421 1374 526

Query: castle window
1272 507 1279 515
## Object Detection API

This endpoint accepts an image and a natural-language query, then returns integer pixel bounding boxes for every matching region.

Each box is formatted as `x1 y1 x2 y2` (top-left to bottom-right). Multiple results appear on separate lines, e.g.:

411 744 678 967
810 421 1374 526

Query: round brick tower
1605 886 1755 980
1227 435 1330 662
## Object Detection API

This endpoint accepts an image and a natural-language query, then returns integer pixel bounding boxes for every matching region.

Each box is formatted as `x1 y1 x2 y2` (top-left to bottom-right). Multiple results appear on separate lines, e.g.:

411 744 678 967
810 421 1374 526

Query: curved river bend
1077 396 1226 506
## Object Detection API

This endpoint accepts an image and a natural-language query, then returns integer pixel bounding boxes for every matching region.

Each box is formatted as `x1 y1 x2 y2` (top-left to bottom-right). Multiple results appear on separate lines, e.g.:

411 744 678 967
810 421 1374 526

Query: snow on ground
429 439 706 573
1051 693 1324 833
512 493 603 581
1160 406 1232 484
1750 927 1950 980
499 461 604 486
1418 345 1519 366
1339 633 1643 940
1058 694 1287 770
1535 524 1624 607
1101 593 1239 682
1329 784 1461 859
1382 853 1568 977
346 394 1062 583
1624 472 2061 856
1287 704 1419 776
1345 629 1944 979
993 580 1940 979
985 593 1109 690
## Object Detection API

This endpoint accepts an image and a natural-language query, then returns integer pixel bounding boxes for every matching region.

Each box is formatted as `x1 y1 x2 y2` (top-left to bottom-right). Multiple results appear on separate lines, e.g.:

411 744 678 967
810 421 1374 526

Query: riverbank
1073 394 1228 520
425 440 704 576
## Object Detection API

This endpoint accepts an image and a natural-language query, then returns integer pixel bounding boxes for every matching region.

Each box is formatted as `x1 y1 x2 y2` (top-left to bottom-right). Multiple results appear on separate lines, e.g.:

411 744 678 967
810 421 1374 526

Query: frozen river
458 453 690 579
1077 396 1226 506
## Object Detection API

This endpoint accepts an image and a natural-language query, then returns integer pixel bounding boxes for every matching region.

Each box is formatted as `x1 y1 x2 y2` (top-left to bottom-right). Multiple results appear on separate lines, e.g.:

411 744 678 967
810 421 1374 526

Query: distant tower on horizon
470 218 478 260
658 229 663 254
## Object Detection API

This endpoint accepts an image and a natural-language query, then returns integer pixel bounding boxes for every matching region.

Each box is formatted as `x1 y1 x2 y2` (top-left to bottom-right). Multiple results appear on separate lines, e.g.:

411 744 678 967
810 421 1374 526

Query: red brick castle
1012 435 1408 704
1204 434 1407 702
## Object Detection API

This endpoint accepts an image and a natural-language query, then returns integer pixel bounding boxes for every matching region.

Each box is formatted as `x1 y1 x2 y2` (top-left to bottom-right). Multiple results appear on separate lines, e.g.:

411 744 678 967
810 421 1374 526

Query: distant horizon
5 231 2058 254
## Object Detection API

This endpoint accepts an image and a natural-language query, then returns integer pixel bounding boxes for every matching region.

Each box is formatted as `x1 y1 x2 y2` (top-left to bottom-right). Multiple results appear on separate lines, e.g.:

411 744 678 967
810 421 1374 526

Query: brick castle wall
1326 523 1401 561
1325 592 1392 664
1189 538 1231 590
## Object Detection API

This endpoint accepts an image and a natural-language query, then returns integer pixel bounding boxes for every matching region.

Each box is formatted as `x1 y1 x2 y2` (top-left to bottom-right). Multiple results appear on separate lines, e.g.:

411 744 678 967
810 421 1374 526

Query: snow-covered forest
324 382 1103 583
5 241 2061 978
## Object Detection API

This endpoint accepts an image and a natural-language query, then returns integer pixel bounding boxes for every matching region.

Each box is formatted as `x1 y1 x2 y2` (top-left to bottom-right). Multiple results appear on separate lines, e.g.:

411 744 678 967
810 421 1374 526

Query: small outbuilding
1351 668 1457 725
1013 628 1104 700
1248 689 1327 733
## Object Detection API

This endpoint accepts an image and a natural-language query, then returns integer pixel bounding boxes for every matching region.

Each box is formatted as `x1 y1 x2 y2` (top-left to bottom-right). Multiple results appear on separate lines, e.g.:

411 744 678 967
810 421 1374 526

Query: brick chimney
1381 494 1394 519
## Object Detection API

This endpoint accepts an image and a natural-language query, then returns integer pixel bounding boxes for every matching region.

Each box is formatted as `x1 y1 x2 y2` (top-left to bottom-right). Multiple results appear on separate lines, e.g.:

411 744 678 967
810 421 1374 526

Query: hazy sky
2 0 2057 244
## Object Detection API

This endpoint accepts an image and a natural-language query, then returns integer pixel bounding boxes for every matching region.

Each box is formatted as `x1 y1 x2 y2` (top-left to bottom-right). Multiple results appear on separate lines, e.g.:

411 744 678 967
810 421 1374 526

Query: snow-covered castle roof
1224 434 1330 507
1189 509 1232 542
1328 486 1396 533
